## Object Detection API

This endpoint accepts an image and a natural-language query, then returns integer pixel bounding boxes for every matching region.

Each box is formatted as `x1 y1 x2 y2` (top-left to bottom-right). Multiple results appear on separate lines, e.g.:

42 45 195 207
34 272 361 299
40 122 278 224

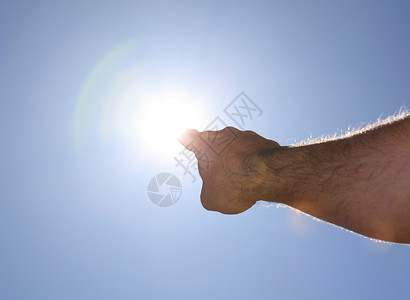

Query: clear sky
1 0 410 299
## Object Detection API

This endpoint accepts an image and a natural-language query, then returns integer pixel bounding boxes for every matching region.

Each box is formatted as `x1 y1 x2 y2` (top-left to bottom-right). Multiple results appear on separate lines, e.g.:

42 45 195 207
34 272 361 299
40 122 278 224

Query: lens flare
74 39 207 162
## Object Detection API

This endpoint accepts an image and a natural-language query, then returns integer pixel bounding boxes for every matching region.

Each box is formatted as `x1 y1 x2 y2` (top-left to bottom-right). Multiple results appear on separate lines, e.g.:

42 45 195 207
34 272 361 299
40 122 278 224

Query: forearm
261 116 410 243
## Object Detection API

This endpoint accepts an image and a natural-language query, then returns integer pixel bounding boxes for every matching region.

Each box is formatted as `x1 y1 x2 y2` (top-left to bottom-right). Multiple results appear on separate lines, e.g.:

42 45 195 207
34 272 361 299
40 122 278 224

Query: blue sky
1 0 410 299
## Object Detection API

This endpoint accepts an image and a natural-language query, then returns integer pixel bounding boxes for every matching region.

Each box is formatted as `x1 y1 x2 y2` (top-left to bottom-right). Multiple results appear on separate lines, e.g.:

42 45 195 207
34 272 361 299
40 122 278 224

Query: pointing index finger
178 128 203 151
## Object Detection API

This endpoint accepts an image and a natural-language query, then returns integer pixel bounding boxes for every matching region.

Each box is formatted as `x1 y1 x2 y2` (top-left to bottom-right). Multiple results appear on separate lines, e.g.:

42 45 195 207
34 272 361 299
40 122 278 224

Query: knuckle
225 126 238 132
243 130 259 137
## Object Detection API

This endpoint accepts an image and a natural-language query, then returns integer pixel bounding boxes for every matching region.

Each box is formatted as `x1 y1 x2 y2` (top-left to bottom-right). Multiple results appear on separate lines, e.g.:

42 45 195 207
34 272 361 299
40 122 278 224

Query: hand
179 127 280 214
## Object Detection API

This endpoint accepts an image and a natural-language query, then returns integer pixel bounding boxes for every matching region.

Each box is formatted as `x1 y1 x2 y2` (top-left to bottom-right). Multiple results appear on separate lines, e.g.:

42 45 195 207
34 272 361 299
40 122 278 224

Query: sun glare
136 89 206 157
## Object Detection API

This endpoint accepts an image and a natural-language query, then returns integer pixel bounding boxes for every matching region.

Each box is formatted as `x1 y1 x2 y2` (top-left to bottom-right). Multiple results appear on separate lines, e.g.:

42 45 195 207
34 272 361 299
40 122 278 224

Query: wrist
257 145 314 206
256 146 291 204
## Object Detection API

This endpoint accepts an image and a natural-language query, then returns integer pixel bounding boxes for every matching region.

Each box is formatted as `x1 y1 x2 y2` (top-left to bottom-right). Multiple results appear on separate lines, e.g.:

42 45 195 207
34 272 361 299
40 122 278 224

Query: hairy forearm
261 116 410 243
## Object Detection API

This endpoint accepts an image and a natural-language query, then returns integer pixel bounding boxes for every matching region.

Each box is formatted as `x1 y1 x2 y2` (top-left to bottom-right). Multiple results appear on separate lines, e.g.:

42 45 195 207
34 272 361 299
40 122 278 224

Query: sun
136 89 206 157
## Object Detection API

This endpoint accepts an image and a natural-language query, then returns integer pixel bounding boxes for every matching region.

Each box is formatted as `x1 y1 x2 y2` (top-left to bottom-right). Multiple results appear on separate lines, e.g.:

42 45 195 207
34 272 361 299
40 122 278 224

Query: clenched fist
178 127 280 214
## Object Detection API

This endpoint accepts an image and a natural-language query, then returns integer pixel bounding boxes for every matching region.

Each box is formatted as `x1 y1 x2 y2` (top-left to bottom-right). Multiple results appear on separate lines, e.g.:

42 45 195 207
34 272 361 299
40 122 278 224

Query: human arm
179 115 410 244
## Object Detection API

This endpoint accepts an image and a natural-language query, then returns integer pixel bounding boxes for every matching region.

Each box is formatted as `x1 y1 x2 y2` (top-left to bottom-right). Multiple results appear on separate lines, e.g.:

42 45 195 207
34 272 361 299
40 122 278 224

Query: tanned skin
179 115 410 244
